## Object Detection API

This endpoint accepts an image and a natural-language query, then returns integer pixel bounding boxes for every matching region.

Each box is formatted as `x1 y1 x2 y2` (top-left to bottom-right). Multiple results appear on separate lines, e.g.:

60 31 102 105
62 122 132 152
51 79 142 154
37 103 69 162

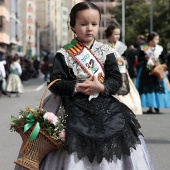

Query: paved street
0 76 170 170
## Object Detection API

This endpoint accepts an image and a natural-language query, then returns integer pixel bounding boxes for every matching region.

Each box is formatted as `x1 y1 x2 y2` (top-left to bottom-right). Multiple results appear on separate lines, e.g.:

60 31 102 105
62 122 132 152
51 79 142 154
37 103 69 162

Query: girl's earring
74 33 77 38
95 35 99 40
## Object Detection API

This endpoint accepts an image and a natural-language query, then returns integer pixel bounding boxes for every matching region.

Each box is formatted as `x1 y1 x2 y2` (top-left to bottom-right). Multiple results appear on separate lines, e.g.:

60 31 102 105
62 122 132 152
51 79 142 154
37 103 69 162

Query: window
0 16 5 31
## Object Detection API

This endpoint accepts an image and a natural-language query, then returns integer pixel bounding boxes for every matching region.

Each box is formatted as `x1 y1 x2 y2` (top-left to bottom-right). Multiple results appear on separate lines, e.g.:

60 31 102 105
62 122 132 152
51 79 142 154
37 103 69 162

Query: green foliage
10 107 67 144
109 0 170 53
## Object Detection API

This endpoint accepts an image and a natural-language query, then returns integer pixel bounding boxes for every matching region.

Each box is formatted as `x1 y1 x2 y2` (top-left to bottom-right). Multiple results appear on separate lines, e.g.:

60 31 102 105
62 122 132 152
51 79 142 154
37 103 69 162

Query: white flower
147 58 154 66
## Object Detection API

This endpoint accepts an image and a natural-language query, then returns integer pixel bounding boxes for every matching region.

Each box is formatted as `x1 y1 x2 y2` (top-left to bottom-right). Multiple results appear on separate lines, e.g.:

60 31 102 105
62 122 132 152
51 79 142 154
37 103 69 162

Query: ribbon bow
24 113 40 142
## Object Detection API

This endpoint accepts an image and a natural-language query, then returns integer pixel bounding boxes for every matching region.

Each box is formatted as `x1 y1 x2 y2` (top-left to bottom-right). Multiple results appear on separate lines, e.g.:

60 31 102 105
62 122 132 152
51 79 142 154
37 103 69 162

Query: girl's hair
146 31 159 42
137 34 145 41
69 2 101 28
12 54 20 62
104 24 120 39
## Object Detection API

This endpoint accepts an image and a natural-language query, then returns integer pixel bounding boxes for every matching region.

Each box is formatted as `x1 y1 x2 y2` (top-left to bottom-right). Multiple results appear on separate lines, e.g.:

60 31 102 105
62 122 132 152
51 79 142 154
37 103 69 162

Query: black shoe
147 109 153 113
143 109 154 114
154 108 159 113
2 91 7 95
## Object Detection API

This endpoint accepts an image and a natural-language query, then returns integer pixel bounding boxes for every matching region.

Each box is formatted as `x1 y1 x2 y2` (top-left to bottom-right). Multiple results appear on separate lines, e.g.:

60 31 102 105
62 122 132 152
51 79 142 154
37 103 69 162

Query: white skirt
6 74 23 93
39 135 154 170
15 135 154 170
114 73 143 115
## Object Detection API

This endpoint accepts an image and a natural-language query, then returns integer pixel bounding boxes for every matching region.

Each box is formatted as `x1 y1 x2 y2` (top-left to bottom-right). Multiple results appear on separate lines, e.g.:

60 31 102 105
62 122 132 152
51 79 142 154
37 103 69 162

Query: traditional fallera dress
136 44 170 108
6 61 23 93
108 41 143 115
15 39 153 170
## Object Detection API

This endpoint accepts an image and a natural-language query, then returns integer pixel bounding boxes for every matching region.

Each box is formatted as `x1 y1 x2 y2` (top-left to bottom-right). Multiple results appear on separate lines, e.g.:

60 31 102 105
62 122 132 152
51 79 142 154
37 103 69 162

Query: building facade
20 0 36 57
0 0 10 52
10 0 22 55
36 0 48 56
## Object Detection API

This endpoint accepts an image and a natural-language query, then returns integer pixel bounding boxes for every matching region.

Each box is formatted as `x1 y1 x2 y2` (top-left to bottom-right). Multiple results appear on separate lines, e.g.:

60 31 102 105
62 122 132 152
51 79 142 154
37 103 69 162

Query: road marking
24 82 47 92
36 82 47 91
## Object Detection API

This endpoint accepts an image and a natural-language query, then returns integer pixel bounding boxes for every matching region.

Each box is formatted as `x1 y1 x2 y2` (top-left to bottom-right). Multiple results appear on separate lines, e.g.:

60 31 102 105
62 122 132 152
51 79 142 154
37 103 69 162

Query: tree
109 0 170 54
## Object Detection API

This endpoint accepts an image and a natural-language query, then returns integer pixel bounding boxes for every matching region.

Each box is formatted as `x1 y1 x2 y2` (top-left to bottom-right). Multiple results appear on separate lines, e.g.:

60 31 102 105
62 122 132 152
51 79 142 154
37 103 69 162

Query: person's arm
103 53 122 95
0 63 6 78
49 52 77 97
159 51 166 64
17 63 22 75
138 50 146 63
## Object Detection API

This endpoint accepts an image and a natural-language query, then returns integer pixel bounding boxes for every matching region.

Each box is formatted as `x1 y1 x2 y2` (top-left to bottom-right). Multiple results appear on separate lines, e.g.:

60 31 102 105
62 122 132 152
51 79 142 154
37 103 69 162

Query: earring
67 21 70 30
94 35 99 40
74 33 77 38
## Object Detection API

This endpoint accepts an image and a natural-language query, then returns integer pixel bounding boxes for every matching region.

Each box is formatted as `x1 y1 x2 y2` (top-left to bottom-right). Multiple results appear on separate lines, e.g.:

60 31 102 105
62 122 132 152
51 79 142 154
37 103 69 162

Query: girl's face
150 35 159 47
108 28 120 44
72 9 100 47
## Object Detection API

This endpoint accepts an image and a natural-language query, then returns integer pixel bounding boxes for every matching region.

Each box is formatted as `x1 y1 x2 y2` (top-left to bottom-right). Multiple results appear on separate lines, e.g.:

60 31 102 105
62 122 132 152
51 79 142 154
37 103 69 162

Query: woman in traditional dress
104 24 143 115
6 55 23 97
15 2 153 170
136 32 170 113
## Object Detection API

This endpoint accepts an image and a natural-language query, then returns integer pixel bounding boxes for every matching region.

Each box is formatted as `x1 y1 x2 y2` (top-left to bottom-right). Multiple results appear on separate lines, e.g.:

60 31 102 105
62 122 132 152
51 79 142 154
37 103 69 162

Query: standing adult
0 53 6 96
136 32 170 113
104 24 142 115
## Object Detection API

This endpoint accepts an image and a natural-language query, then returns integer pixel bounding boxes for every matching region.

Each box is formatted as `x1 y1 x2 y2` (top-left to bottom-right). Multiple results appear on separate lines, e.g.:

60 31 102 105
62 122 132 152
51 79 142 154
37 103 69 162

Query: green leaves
11 115 19 123
10 107 67 144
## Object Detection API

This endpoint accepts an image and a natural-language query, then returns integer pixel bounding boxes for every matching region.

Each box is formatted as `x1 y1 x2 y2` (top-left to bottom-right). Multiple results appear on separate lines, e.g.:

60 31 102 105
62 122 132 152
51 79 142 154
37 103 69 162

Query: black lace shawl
138 49 165 94
49 50 142 163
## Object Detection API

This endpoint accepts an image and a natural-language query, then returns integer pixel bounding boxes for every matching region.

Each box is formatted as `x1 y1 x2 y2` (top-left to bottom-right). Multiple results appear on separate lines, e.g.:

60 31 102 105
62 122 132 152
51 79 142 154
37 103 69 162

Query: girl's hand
80 75 105 95
75 76 93 92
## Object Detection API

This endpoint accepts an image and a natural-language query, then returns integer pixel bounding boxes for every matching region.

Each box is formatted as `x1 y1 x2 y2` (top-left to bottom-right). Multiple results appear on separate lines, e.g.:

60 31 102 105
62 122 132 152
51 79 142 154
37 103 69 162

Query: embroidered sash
64 39 105 100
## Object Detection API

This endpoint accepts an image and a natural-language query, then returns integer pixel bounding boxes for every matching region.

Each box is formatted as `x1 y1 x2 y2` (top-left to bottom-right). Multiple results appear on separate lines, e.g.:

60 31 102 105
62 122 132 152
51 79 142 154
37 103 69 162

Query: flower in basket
10 107 67 145
146 58 157 72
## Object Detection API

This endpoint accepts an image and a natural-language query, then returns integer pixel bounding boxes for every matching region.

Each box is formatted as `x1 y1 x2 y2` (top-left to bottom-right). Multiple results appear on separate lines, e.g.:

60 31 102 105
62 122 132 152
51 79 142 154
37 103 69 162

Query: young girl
15 2 153 170
104 24 143 115
136 32 170 113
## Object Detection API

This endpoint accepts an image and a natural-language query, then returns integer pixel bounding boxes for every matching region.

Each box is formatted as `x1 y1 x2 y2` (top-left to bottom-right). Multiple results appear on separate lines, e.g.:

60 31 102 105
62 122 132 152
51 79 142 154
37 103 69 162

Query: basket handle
39 79 61 111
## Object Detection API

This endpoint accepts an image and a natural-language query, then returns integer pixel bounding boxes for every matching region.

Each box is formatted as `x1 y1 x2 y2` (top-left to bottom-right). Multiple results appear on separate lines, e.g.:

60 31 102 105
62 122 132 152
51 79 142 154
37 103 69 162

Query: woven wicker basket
149 64 167 80
14 79 61 170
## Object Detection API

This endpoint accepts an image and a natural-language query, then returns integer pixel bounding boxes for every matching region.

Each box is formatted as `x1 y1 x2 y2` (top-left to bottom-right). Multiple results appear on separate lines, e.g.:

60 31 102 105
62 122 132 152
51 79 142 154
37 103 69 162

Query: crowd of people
0 52 52 98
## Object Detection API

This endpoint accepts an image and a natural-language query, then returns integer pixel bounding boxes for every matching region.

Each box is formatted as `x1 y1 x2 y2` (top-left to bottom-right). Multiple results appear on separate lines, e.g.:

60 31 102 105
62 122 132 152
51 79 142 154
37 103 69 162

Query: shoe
143 109 154 114
16 93 20 97
2 91 7 95
146 109 153 113
154 108 159 113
